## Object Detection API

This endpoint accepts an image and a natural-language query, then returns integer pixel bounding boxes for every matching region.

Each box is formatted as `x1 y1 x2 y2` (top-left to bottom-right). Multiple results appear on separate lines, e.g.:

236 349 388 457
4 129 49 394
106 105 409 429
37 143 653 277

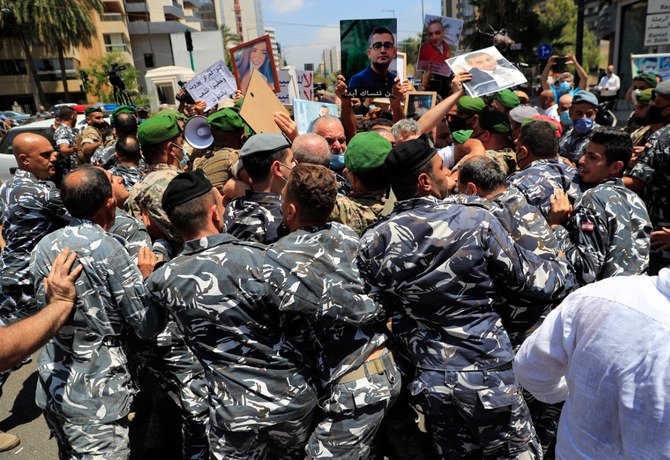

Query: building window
144 53 155 68
103 33 128 53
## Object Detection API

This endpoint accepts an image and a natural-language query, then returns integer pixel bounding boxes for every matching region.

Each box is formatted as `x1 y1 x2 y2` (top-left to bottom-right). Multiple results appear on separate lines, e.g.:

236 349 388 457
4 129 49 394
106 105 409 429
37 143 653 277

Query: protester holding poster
447 47 526 97
417 15 463 76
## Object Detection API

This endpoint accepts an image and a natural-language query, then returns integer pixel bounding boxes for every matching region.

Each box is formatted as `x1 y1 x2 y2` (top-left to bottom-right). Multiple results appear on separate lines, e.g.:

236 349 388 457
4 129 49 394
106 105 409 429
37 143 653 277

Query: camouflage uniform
223 190 284 244
53 123 78 177
627 124 670 274
193 147 239 190
110 212 209 459
552 177 651 285
110 164 144 192
506 158 585 221
329 190 386 236
146 233 317 459
265 222 400 458
126 163 181 246
0 169 68 321
30 219 167 459
559 126 596 163
358 196 577 459
75 125 115 165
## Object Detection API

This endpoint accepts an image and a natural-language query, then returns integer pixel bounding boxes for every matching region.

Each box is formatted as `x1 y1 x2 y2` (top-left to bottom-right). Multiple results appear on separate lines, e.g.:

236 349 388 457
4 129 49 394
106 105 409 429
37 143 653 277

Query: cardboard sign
239 69 289 134
184 60 237 111
277 70 299 104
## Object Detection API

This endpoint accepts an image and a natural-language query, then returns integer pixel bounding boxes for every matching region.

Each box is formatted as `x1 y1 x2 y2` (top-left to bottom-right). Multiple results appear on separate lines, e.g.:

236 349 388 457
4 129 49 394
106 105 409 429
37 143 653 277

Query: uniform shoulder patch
580 221 595 231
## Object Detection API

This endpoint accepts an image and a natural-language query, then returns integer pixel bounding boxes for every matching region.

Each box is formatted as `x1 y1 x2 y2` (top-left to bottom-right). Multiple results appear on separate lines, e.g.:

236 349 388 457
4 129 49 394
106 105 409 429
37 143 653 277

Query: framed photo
230 35 279 94
446 46 527 97
416 14 464 77
341 18 398 98
293 99 340 135
396 52 407 82
404 91 436 117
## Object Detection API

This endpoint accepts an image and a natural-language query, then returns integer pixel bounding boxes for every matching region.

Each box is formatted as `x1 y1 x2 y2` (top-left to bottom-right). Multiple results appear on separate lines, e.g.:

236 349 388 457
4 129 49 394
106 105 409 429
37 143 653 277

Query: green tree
535 0 600 70
221 24 241 72
82 51 141 103
30 0 103 102
398 34 421 76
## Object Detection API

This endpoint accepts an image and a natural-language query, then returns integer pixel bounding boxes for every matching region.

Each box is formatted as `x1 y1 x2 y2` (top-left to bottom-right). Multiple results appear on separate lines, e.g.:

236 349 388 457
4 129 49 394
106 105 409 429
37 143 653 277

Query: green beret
153 109 187 123
457 96 486 115
207 108 246 132
451 129 473 144
138 116 180 146
634 73 658 89
111 105 135 124
494 89 520 109
344 132 392 174
635 88 654 105
85 106 103 116
478 107 512 133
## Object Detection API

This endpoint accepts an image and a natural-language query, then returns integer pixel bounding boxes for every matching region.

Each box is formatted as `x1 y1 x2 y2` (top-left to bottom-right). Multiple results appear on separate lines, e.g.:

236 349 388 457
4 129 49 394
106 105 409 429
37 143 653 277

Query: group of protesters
0 41 669 460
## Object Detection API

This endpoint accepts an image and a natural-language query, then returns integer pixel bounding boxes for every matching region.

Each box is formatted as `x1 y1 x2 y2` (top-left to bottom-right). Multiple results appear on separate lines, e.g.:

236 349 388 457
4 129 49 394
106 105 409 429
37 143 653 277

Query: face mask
448 116 469 133
171 143 189 170
646 104 670 125
573 117 594 135
560 110 572 127
329 153 345 171
559 81 573 93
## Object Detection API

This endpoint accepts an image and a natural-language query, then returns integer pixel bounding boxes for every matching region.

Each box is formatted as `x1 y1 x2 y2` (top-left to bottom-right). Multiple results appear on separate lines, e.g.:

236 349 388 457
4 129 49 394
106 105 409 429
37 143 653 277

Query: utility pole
576 0 585 66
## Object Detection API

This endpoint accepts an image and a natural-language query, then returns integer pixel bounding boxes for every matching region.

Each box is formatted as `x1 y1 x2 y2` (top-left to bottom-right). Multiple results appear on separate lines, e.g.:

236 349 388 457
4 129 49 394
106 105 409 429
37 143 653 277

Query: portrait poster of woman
230 35 280 94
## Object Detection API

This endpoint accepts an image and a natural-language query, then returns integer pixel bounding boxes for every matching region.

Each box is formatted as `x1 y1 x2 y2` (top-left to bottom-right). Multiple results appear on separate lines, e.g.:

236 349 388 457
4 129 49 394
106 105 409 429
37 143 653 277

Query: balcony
128 21 196 36
163 4 185 20
101 13 124 22
103 0 124 14
125 2 148 14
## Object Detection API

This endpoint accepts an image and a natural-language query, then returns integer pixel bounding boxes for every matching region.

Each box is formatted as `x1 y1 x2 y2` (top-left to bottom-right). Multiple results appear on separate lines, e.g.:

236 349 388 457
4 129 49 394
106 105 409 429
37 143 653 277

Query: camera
176 80 196 105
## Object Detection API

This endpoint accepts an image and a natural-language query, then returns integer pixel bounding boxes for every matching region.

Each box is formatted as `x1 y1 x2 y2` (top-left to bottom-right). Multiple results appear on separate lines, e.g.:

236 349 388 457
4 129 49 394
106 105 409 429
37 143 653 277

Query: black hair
57 106 76 120
391 159 434 201
60 166 111 219
458 156 506 194
116 136 141 162
588 127 632 168
114 113 138 137
368 26 395 45
166 189 216 236
518 121 559 158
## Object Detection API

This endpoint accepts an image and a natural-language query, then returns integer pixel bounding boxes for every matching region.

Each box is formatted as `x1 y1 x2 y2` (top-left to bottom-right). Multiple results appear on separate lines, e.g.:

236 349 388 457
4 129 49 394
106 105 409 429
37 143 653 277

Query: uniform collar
148 163 180 173
180 232 236 255
392 195 440 213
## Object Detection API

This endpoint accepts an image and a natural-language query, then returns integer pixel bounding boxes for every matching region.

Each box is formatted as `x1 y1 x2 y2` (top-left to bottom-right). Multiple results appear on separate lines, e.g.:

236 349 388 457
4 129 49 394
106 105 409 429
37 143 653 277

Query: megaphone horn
184 115 214 150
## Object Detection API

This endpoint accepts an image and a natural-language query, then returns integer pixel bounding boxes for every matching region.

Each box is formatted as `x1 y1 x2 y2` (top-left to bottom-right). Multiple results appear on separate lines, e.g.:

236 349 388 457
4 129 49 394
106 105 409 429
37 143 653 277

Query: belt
337 351 395 384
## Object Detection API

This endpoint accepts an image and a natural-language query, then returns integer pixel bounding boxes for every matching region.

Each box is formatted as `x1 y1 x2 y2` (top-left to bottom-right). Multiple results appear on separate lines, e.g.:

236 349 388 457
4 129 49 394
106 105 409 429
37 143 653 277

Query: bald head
61 166 113 222
558 94 573 113
292 133 330 167
13 133 56 180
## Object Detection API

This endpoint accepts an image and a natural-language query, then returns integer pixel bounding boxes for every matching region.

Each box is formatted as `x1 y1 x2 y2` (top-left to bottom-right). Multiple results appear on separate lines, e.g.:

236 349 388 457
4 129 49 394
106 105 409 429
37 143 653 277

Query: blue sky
263 0 442 69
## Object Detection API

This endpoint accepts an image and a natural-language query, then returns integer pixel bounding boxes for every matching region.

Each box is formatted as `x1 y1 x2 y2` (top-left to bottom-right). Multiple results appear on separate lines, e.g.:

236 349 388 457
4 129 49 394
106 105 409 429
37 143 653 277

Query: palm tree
220 24 241 71
29 0 103 101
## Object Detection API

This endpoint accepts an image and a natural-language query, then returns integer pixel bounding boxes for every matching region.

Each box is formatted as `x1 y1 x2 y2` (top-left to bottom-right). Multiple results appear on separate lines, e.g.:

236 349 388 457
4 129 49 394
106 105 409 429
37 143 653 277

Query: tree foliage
82 51 141 103
221 24 241 72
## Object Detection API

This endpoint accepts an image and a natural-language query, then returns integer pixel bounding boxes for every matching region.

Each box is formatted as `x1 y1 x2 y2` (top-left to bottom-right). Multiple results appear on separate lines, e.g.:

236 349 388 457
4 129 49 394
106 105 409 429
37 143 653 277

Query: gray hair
292 133 330 167
391 119 422 143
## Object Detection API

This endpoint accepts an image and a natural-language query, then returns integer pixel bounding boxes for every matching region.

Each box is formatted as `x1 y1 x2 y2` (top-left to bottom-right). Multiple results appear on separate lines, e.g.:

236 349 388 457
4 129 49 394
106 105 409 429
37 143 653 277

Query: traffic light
185 31 193 52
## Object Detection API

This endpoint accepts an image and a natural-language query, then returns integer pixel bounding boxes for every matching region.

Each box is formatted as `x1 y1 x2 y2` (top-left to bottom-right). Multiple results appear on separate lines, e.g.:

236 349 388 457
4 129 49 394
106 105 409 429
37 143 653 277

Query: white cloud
270 0 307 14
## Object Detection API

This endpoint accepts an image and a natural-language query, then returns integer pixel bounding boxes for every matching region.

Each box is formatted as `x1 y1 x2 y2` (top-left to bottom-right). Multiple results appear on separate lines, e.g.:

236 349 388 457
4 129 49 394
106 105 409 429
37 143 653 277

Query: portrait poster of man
416 14 463 76
405 91 436 118
341 18 398 98
446 46 526 97
293 99 340 134
631 53 670 82
230 35 280 95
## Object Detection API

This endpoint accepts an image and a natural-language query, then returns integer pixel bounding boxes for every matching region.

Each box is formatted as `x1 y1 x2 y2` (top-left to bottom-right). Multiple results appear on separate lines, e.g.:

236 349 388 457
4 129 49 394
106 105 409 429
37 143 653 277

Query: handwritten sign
277 70 298 104
295 71 314 100
645 13 670 46
185 60 237 111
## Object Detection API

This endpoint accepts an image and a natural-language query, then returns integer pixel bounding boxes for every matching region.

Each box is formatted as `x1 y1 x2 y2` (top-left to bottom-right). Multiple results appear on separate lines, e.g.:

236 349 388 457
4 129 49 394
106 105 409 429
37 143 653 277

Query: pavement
0 353 57 459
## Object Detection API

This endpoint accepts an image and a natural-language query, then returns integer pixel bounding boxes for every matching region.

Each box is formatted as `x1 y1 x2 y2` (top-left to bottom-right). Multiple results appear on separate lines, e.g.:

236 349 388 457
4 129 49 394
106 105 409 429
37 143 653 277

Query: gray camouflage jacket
30 219 166 423
357 195 576 371
223 190 284 244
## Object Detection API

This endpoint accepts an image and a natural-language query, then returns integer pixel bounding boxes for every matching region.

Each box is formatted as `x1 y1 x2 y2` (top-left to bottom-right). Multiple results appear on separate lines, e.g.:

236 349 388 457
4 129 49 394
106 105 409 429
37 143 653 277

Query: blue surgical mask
329 153 345 171
573 117 594 135
560 110 572 127
171 142 190 170
559 81 573 93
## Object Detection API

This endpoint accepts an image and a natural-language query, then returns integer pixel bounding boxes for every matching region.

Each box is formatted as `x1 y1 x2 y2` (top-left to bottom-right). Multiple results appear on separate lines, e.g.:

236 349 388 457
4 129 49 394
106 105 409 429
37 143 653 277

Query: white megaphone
184 115 214 149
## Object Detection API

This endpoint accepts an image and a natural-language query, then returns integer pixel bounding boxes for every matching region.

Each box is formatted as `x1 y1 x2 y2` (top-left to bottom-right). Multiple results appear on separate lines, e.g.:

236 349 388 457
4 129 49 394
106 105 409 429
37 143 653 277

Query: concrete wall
131 34 176 92
170 30 226 73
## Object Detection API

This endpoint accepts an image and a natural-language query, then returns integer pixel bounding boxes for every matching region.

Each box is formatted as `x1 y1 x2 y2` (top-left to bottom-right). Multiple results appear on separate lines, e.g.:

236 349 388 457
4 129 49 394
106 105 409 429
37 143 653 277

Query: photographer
540 53 588 103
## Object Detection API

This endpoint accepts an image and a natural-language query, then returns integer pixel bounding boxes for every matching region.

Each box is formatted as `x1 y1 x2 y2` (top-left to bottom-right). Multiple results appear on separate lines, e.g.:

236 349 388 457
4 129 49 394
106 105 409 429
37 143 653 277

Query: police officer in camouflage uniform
0 133 69 322
456 156 566 458
357 135 577 459
30 166 167 459
558 91 599 164
625 80 670 274
148 171 317 459
53 106 78 184
328 132 391 236
266 163 400 458
549 127 651 286
76 106 115 165
110 136 144 192
508 119 584 221
224 133 294 244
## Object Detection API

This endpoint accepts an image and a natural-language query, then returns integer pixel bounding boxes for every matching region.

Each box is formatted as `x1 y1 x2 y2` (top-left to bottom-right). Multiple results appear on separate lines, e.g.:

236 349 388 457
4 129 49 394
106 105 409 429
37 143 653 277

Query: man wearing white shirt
514 271 670 459
537 89 560 122
597 65 621 102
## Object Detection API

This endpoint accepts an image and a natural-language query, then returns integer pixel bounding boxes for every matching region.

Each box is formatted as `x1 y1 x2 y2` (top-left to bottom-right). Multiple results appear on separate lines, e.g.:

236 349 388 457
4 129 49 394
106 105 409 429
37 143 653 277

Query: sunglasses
370 42 394 50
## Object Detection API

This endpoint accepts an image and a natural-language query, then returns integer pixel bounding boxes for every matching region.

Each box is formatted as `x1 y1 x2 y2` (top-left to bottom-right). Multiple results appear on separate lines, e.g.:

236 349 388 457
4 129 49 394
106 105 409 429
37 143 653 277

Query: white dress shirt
597 73 621 97
538 104 560 122
514 269 670 459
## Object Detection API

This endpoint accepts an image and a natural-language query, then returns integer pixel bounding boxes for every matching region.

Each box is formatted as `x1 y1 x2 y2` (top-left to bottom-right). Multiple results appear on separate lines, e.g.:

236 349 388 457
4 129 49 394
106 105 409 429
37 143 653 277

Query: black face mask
448 116 469 133
646 104 670 125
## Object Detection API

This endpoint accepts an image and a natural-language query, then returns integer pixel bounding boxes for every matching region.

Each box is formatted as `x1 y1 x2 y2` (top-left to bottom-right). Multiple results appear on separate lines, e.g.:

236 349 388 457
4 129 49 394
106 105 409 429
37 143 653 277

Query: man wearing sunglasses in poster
348 27 397 98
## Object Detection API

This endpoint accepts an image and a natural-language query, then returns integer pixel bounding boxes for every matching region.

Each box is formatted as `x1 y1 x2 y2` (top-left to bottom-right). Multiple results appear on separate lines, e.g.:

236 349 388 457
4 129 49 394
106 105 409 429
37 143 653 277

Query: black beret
162 170 213 213
384 134 436 181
